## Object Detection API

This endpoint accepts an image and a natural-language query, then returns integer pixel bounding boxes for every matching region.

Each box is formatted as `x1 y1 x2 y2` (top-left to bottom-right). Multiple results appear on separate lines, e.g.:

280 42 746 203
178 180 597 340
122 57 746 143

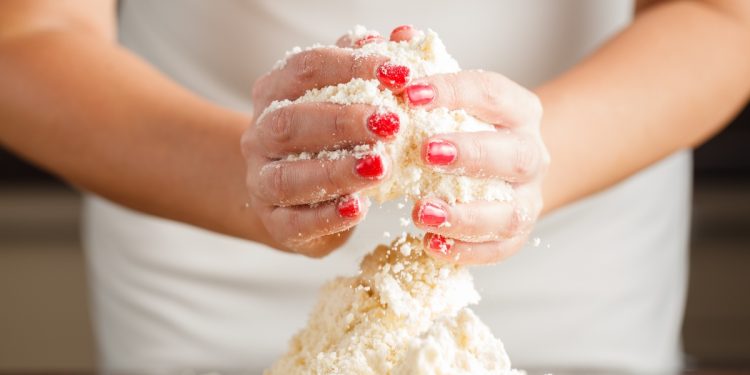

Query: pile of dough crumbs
265 235 523 375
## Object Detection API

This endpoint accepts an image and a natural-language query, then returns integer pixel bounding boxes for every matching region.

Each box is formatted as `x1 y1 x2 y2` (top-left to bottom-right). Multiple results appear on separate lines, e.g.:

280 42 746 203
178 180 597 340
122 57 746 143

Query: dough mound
264 236 523 375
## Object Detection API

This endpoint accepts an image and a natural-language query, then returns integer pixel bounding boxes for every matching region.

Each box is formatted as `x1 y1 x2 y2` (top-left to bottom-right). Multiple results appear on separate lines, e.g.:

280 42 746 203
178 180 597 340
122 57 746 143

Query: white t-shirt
84 1 691 373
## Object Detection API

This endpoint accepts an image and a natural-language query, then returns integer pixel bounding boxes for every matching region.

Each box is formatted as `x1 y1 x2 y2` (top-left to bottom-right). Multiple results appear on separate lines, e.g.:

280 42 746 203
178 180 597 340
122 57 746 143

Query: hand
406 67 549 265
241 29 414 257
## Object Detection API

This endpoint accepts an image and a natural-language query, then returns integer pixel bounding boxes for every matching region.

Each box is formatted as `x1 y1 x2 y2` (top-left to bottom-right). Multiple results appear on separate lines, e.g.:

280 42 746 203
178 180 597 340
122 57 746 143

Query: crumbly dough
264 236 523 375
261 26 513 204
264 27 523 374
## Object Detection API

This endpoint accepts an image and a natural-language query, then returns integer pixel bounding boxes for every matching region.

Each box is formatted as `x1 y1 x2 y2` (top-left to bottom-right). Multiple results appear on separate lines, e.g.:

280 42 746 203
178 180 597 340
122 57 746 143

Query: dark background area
0 106 749 370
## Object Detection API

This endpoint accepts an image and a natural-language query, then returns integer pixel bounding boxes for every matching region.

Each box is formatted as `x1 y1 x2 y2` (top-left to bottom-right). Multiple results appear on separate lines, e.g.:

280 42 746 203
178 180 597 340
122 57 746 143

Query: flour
264 236 523 375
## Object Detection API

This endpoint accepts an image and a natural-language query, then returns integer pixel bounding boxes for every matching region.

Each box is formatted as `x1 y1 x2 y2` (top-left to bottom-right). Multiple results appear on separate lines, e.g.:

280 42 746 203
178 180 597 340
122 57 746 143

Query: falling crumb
383 231 391 238
532 237 541 247
399 217 411 227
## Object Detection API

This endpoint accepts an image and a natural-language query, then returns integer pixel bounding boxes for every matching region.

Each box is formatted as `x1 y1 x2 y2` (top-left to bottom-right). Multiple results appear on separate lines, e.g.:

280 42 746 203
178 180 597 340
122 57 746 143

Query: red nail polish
425 140 457 165
419 202 447 226
391 25 413 36
405 84 435 106
377 63 411 89
355 34 384 47
367 112 400 138
355 154 384 179
428 234 453 254
337 196 360 218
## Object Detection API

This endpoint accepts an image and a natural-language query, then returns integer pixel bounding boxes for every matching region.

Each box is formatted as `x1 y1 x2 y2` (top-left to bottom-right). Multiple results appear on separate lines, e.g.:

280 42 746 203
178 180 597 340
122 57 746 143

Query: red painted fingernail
428 234 453 254
367 112 400 138
377 63 411 89
405 84 435 106
337 195 360 218
425 140 457 165
355 154 385 179
419 202 447 227
355 34 384 47
390 25 413 39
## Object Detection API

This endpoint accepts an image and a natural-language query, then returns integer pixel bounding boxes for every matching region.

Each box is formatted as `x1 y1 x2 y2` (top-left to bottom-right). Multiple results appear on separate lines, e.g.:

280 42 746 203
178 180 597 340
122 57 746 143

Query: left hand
404 64 549 265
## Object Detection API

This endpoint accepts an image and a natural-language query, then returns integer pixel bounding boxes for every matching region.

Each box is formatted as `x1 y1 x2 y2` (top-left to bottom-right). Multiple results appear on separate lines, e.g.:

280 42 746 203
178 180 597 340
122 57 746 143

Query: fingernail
367 112 400 138
425 139 457 165
390 25 413 39
428 234 453 254
355 34 385 47
405 83 435 106
419 202 447 227
355 154 385 179
337 195 360 218
377 63 411 89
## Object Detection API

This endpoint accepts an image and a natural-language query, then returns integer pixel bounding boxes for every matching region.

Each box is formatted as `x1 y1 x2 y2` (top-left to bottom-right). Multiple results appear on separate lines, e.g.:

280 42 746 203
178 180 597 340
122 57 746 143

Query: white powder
265 237 523 375
261 27 513 204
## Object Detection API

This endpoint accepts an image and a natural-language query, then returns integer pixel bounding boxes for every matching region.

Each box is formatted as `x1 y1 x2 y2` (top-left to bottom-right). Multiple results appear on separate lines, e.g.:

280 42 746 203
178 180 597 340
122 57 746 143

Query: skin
1 0 750 263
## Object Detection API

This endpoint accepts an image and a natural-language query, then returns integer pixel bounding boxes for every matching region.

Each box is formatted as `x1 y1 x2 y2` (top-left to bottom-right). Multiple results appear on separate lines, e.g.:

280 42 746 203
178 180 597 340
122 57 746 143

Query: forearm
537 0 750 213
0 29 273 245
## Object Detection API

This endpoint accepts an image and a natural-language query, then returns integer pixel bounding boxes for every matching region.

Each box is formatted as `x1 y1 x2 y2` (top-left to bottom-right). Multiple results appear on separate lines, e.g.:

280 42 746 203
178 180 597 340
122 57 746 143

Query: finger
255 102 400 158
257 194 370 257
411 198 524 243
253 48 389 109
253 153 388 206
423 232 529 265
402 70 543 127
336 30 385 48
421 131 544 182
390 25 419 42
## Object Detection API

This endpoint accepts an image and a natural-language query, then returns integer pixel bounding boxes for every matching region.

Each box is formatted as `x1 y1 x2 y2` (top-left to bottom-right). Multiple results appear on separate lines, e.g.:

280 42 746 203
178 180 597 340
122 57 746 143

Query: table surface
4 370 750 375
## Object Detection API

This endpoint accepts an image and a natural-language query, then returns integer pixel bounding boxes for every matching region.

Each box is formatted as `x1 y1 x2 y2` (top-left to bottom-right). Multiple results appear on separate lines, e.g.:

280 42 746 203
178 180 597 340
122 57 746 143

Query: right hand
241 27 416 257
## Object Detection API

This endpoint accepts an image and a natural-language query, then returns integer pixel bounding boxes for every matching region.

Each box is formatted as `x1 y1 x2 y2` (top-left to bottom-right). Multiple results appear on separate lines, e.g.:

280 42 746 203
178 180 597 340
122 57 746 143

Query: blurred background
0 107 749 372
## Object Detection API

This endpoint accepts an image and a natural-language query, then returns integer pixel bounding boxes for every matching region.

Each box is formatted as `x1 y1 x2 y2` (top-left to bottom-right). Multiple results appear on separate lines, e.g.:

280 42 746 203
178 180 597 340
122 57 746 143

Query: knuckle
331 105 350 139
456 206 480 231
481 75 506 110
440 74 461 107
286 211 303 237
260 164 291 204
507 206 523 238
311 206 331 232
268 107 296 144
323 160 344 193
512 137 539 178
291 50 324 85
507 201 536 239
464 136 486 175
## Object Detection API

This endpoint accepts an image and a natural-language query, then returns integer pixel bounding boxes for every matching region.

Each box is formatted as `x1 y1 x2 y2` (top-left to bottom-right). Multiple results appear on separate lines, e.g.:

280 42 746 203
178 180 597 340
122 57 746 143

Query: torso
84 1 689 373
